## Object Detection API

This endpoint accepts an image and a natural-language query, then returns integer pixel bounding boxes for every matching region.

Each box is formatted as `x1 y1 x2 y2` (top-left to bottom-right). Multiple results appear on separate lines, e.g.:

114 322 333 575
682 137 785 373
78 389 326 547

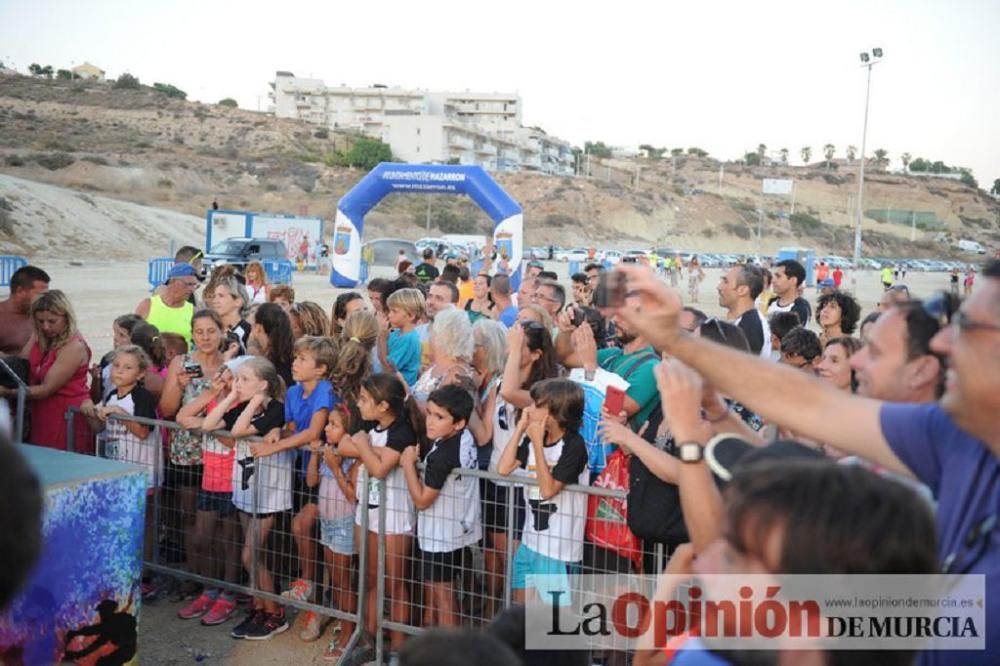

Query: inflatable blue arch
330 163 524 288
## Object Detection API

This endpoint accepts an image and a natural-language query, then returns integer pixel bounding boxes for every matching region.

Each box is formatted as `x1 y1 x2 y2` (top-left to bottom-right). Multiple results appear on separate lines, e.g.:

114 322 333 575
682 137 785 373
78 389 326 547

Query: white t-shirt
417 430 482 552
488 387 520 487
225 400 292 514
354 418 416 535
102 386 162 490
515 431 589 562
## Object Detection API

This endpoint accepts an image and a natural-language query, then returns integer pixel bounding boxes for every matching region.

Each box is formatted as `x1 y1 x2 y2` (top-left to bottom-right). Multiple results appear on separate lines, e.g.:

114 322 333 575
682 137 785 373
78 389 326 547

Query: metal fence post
250 438 260 595
503 483 515 607
341 476 371 660
14 384 25 444
65 407 75 452
375 479 388 665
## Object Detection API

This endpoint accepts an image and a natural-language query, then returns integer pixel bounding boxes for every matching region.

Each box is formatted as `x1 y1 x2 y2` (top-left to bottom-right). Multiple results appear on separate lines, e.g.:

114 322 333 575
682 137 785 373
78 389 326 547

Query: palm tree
846 145 857 163
823 144 835 170
757 143 767 161
900 152 912 172
779 148 789 164
873 148 889 171
800 146 812 165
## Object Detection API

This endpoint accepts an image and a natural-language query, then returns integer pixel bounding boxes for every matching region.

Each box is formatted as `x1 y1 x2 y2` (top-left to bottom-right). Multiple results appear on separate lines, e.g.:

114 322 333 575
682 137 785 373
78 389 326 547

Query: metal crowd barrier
0 357 28 443
63 407 665 664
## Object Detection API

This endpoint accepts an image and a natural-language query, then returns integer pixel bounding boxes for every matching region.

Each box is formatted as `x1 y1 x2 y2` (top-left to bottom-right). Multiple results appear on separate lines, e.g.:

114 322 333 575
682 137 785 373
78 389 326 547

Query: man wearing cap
135 264 198 346
818 277 837 296
614 260 1000 666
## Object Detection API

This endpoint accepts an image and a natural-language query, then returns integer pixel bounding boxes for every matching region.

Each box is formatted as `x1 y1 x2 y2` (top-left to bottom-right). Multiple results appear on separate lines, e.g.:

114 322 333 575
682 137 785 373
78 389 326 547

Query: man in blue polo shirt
609 259 1000 666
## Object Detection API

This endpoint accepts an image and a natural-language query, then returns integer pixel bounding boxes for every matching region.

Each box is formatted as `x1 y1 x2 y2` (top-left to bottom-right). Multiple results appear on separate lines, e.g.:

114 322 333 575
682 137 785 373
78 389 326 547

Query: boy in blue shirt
255 335 337 640
377 288 424 386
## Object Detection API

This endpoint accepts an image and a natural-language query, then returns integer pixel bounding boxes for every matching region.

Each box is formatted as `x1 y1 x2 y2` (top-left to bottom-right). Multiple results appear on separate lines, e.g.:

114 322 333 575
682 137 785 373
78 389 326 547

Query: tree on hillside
744 152 762 167
670 147 684 157
687 147 708 158
800 146 812 164
757 143 767 160
846 145 857 163
639 144 665 159
900 152 912 172
153 82 187 100
584 141 613 159
958 170 977 189
113 73 141 90
28 63 41 76
218 98 238 108
823 144 835 170
909 157 929 173
873 148 889 171
991 179 1000 196
344 137 393 170
779 148 789 164
39 65 53 79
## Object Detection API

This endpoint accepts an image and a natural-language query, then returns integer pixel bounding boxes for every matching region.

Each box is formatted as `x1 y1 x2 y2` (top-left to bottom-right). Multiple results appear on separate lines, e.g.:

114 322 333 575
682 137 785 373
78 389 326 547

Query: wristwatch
677 441 704 463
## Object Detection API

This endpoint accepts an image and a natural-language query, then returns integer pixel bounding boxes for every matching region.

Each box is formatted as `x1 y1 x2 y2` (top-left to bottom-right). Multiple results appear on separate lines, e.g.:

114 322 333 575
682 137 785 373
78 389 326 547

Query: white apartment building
269 72 574 175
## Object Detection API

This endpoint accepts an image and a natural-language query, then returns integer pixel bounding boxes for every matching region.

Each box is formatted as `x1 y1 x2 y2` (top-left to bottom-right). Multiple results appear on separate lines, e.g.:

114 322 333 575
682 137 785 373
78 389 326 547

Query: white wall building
269 72 573 175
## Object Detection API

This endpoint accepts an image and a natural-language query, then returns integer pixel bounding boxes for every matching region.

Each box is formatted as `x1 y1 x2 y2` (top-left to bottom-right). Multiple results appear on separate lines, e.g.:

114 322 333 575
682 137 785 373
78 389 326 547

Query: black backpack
626 404 689 548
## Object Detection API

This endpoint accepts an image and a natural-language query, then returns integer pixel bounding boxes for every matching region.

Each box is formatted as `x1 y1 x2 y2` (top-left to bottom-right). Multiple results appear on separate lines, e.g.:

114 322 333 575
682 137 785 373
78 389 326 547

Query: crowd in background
0 241 997 666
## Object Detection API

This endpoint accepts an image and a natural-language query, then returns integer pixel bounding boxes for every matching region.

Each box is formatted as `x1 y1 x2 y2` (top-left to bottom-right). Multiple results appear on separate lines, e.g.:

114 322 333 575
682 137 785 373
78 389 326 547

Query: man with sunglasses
613 259 1000 665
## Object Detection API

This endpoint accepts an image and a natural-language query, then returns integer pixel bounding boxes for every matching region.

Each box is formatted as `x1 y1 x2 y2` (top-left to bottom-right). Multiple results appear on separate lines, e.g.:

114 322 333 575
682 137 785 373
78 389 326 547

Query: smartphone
571 306 587 328
183 361 203 378
592 271 627 309
604 386 626 417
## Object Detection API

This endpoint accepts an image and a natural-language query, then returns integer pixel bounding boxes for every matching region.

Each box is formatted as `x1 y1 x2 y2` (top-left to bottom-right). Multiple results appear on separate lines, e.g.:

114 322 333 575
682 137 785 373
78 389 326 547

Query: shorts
319 515 355 556
511 544 579 606
419 547 468 583
164 462 203 489
197 489 235 515
480 479 525 538
294 475 319 512
583 541 636 574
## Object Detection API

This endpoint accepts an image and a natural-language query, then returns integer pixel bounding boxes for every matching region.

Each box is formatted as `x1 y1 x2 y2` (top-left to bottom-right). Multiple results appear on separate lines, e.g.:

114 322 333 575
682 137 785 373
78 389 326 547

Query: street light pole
851 49 882 292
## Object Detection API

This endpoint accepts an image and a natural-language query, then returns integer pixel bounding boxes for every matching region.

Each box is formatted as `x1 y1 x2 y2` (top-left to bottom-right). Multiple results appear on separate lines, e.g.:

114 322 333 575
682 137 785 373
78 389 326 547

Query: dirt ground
7 259 962 664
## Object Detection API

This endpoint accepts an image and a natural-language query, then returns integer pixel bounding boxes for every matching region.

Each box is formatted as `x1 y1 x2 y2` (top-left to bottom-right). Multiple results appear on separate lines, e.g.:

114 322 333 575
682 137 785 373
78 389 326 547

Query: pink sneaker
177 593 214 620
201 596 238 626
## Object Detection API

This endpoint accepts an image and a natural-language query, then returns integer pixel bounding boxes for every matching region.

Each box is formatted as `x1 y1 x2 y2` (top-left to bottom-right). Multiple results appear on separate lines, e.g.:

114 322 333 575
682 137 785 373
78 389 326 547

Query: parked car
602 250 623 264
362 238 418 266
555 248 590 262
203 237 289 273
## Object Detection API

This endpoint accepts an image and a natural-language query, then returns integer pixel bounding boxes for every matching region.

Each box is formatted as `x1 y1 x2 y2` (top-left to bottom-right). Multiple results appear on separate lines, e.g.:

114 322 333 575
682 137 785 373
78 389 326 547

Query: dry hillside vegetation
0 75 997 259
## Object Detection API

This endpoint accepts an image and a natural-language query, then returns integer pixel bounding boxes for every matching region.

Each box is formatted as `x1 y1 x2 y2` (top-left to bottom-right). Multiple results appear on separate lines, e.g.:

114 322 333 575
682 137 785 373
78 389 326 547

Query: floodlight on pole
850 48 884 292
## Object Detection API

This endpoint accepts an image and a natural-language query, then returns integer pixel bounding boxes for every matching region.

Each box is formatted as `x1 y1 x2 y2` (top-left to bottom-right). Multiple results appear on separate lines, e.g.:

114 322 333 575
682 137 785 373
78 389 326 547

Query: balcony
448 135 474 150
476 144 498 156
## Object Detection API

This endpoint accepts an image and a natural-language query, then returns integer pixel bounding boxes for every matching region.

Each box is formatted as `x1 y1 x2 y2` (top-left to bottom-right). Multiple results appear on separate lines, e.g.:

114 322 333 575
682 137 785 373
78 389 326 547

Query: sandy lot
4 258 962 664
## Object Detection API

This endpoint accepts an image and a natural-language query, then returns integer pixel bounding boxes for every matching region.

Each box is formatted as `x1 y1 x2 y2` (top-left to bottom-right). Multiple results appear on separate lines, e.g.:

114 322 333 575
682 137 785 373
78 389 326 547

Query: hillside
1 74 997 259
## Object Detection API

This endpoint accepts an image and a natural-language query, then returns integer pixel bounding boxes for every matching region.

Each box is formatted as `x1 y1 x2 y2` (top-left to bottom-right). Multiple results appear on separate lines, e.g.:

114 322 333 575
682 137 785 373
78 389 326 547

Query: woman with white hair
410 308 476 405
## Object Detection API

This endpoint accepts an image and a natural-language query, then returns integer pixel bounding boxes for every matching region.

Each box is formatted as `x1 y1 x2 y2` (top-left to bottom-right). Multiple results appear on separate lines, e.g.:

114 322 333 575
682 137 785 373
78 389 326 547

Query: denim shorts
196 489 235 516
319 514 355 556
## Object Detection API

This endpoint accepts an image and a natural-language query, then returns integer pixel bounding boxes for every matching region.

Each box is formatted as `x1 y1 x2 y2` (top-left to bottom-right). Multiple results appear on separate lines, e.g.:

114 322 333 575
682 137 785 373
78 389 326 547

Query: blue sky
2 0 997 185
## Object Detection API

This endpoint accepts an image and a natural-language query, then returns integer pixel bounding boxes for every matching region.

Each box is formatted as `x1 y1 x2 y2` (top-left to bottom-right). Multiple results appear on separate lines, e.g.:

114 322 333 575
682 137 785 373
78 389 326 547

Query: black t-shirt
736 307 766 355
423 431 463 491
375 418 416 454
229 320 252 356
414 263 440 283
222 399 285 435
767 295 812 326
273 359 294 388
515 431 589 484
